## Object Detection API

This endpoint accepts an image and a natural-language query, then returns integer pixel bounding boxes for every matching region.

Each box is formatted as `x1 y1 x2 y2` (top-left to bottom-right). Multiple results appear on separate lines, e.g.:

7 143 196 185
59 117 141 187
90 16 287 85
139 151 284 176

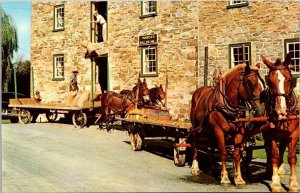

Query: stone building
31 1 299 120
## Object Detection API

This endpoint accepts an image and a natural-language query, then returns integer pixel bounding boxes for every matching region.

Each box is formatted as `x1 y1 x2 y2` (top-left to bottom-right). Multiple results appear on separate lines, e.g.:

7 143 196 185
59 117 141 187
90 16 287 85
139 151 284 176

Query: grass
253 140 300 166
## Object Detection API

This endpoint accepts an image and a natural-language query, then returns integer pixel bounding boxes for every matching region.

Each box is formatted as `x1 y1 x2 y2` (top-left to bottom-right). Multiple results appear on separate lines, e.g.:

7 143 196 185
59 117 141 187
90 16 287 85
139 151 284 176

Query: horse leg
278 140 287 178
191 132 200 175
233 129 246 188
213 126 230 186
288 127 299 192
210 112 230 186
270 140 284 192
263 132 273 177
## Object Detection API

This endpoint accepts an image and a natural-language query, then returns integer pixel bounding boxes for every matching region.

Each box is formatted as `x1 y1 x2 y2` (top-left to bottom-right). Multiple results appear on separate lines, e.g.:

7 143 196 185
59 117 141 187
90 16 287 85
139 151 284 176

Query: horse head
138 78 150 103
221 63 264 115
149 84 166 106
261 53 297 120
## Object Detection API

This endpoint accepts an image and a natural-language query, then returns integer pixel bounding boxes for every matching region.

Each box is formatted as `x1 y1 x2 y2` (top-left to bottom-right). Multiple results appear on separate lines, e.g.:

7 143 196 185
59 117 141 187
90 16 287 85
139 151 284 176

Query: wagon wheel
130 132 143 151
241 147 253 170
72 111 87 128
46 110 58 122
18 109 31 124
174 138 186 167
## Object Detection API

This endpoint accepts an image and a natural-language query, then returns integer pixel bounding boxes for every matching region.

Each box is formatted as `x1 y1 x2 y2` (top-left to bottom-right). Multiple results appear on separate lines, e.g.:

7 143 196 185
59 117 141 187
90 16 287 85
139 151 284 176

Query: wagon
9 98 101 128
117 105 279 169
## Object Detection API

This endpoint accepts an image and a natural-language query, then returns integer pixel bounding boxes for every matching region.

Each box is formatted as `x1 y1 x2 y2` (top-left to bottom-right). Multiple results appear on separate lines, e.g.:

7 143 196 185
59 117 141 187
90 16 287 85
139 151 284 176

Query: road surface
2 122 299 192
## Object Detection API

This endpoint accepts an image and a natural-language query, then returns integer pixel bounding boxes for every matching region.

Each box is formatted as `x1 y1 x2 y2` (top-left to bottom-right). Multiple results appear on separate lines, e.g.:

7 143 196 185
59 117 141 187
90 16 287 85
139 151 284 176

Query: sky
1 1 32 61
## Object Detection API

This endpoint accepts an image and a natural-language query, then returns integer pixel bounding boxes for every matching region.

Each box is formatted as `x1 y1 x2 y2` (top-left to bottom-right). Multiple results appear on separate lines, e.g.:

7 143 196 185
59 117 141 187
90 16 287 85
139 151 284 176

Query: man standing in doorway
69 69 79 91
91 11 107 42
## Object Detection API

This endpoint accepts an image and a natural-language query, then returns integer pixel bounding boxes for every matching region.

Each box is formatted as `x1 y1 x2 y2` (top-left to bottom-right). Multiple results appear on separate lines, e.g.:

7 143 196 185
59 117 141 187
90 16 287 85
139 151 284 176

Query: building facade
31 1 300 120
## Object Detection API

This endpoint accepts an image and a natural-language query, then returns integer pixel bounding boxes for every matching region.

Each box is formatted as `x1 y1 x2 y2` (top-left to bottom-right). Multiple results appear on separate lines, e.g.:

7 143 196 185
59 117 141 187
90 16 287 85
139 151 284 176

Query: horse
190 63 263 187
260 53 299 192
149 84 166 107
98 91 135 129
120 78 150 108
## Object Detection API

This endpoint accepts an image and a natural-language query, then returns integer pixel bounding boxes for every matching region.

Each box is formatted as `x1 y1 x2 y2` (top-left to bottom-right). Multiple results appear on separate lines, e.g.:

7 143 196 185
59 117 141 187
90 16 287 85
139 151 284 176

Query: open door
95 56 108 93
91 1 107 43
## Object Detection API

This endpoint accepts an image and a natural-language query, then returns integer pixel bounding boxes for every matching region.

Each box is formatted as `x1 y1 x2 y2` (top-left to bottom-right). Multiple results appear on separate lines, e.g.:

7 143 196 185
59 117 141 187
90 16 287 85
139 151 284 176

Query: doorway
91 1 107 43
95 56 108 93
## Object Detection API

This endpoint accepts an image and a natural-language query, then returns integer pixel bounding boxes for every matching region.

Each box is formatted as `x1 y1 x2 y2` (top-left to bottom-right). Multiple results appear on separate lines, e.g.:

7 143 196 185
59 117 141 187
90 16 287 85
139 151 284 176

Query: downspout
31 67 34 98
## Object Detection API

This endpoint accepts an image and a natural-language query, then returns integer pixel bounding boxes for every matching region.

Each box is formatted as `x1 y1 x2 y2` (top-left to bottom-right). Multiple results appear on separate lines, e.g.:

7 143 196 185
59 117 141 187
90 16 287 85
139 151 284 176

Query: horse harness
265 66 298 117
190 68 262 135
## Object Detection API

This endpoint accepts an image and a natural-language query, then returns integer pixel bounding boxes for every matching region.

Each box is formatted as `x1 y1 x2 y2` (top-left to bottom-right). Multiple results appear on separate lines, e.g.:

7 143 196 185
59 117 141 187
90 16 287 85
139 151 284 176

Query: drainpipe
91 58 94 108
31 67 34 98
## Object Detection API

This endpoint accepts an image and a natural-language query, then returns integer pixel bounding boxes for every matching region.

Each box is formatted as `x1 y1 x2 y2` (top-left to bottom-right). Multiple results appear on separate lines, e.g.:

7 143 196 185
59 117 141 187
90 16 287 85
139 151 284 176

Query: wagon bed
9 98 101 128
117 107 192 166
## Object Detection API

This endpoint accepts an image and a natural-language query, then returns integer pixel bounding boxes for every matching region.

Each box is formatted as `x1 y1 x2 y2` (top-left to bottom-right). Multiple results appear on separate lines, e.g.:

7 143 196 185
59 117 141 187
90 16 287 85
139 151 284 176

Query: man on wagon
69 69 79 91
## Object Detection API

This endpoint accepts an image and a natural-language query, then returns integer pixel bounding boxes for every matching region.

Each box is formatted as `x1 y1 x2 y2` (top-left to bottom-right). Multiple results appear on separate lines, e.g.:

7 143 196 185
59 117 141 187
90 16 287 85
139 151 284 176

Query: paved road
2 122 299 192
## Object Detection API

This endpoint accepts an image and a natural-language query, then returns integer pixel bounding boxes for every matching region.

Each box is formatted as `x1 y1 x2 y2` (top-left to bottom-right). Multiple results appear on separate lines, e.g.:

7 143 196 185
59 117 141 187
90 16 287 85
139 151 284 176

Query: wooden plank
9 101 101 111
9 98 38 105
117 117 191 130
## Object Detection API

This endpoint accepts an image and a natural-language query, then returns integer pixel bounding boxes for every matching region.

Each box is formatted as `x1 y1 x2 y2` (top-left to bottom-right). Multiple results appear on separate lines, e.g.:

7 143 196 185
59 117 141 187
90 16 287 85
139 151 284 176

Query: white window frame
54 5 64 31
141 1 157 17
53 55 64 80
229 43 251 68
285 39 300 75
142 46 157 76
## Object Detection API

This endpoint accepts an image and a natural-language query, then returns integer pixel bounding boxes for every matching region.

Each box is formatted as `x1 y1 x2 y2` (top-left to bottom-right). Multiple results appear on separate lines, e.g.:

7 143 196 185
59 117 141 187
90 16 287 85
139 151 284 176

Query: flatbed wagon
117 107 193 166
9 98 101 128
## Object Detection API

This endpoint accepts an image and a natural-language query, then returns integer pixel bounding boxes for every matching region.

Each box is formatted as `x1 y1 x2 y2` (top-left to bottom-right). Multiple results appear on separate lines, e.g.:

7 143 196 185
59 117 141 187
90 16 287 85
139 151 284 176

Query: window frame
227 0 249 9
140 1 157 19
229 42 252 68
53 4 65 32
53 54 65 81
141 45 158 77
284 38 300 77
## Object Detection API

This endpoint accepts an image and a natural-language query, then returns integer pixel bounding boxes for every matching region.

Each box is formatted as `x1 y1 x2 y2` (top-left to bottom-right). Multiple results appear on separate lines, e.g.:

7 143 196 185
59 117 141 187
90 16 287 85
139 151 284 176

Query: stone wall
107 1 198 119
197 0 300 88
31 2 91 103
31 1 299 119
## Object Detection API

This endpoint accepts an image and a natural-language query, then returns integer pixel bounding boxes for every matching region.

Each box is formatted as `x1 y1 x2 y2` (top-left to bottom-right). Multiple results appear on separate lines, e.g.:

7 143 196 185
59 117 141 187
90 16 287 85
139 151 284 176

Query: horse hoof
288 185 299 192
271 186 284 192
191 169 200 176
220 182 231 187
235 183 246 189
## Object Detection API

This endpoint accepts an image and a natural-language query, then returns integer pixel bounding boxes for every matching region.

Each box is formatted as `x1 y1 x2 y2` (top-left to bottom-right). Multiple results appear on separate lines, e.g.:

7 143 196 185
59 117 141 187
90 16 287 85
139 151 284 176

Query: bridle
217 67 263 117
265 66 297 114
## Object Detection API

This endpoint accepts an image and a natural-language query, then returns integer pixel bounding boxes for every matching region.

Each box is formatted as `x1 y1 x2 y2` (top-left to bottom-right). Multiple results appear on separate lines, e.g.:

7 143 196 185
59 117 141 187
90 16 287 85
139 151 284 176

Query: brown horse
120 78 150 108
149 84 166 107
98 91 135 128
260 53 299 192
190 63 263 187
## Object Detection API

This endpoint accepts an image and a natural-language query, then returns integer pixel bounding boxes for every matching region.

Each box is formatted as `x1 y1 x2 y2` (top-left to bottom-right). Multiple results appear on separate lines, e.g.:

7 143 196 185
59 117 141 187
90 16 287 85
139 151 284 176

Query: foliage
1 5 19 91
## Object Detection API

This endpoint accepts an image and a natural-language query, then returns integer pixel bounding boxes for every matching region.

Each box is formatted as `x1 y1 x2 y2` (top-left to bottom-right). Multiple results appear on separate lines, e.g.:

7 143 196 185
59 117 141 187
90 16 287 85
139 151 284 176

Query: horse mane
221 64 246 81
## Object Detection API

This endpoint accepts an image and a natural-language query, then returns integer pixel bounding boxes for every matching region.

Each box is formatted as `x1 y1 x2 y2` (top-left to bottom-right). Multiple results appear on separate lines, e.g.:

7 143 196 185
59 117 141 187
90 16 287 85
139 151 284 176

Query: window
227 0 248 9
285 38 300 74
141 46 158 76
141 1 157 18
53 54 64 80
54 5 64 31
229 43 251 68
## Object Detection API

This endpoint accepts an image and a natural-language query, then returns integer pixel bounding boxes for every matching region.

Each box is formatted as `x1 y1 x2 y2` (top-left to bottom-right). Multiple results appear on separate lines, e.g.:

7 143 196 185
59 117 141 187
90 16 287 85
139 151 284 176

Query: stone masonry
31 1 299 120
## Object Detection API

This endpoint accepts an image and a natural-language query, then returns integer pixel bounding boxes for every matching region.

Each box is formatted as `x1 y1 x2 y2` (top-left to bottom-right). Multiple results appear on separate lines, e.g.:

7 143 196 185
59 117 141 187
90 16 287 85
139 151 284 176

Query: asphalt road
2 122 299 192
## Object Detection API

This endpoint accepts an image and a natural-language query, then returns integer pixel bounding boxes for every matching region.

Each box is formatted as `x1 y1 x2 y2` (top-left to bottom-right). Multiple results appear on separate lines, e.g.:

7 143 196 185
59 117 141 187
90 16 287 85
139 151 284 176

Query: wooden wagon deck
9 98 101 128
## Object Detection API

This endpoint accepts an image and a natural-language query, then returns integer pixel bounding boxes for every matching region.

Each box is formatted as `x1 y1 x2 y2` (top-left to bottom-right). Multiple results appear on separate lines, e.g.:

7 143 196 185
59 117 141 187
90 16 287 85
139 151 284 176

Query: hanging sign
139 34 158 46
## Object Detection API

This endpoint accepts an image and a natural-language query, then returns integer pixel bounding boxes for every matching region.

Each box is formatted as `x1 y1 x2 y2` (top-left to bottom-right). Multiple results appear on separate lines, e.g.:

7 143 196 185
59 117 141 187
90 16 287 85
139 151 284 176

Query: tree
1 5 19 92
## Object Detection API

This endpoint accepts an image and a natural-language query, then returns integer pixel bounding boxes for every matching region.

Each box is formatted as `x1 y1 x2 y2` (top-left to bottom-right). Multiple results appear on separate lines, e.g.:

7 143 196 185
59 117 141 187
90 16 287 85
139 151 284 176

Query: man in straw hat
91 11 107 42
69 69 79 91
